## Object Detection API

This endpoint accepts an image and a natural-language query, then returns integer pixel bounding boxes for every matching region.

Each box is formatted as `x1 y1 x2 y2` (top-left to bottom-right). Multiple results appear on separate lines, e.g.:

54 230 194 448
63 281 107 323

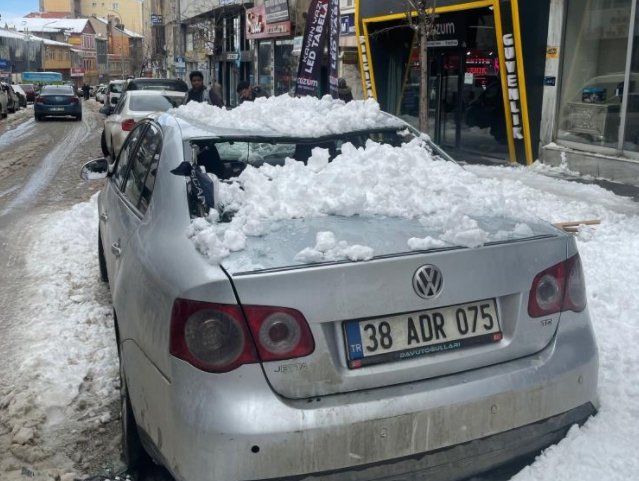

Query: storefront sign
70 67 85 77
503 33 523 140
246 5 292 39
340 13 355 36
151 14 164 26
265 0 290 24
359 35 373 99
328 0 340 99
295 0 329 97
430 12 466 49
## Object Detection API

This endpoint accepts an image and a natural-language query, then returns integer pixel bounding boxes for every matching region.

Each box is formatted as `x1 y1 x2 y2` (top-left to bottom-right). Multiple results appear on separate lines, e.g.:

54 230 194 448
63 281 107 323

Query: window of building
258 41 273 94
92 2 97 6
274 40 296 96
557 0 634 152
111 3 119 10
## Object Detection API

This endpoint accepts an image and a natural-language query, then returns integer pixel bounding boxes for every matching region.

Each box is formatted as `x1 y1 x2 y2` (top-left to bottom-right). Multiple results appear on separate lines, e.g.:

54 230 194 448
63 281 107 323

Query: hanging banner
295 0 329 97
328 0 340 99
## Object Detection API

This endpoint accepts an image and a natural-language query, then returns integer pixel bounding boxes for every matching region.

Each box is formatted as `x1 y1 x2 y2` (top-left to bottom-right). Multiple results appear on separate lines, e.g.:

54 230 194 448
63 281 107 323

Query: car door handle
100 212 108 222
111 242 122 257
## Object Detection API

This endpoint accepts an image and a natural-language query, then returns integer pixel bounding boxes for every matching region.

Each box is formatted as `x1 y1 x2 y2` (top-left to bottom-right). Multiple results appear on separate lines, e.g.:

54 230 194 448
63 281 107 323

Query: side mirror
100 106 110 115
80 158 109 180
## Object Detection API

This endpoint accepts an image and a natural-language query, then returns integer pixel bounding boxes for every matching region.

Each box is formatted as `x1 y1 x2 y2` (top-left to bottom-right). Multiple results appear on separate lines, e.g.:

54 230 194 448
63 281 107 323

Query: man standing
236 80 269 104
183 70 224 107
81 83 90 100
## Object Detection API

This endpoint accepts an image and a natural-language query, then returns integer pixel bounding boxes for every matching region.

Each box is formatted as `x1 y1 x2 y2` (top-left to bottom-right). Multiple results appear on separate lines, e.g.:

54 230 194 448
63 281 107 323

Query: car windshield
109 83 124 93
130 95 183 111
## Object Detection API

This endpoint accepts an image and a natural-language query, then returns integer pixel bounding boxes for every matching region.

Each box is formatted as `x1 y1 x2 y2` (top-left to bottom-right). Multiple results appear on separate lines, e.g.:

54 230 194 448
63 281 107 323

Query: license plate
344 299 502 368
50 107 65 111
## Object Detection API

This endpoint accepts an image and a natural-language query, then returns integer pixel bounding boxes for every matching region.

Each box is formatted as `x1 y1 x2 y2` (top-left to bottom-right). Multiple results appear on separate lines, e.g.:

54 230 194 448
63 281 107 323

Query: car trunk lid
224 215 568 399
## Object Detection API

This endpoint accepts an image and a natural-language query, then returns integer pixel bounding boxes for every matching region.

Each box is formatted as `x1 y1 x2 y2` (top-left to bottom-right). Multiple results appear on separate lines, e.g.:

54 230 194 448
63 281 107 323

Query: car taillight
170 300 259 373
70 97 79 103
170 300 315 372
36 97 44 103
243 306 315 361
121 119 135 131
528 254 587 318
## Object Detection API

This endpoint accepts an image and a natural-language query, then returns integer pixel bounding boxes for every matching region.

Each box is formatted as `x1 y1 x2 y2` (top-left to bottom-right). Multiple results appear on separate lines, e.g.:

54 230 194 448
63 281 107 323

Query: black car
122 78 188 95
34 85 82 121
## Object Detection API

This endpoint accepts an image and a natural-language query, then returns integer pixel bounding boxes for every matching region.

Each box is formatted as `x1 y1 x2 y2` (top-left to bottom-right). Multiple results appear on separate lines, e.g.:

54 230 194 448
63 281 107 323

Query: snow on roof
4 17 89 33
173 95 407 138
90 16 143 38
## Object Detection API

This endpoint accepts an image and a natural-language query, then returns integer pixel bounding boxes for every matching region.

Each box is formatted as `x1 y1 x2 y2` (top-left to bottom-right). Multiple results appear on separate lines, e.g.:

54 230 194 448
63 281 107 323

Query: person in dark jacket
236 80 269 104
81 83 91 100
183 70 224 107
337 78 353 103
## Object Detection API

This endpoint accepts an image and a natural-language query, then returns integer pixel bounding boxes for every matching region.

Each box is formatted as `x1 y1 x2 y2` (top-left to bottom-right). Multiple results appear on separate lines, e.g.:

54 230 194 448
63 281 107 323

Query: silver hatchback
81 100 598 481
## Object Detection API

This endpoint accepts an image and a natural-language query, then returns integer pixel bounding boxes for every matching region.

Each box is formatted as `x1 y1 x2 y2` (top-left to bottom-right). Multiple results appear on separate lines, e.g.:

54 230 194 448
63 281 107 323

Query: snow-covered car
101 90 185 158
80 97 599 481
95 86 106 104
11 84 28 108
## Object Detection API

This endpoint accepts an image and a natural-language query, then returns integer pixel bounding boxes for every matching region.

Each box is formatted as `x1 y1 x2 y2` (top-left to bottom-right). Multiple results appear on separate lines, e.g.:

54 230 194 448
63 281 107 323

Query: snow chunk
295 232 374 263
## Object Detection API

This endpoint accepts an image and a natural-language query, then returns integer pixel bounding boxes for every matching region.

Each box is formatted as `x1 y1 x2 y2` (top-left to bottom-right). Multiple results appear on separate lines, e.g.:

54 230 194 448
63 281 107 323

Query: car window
109 83 123 93
113 124 147 189
122 124 162 213
114 94 127 114
129 95 182 111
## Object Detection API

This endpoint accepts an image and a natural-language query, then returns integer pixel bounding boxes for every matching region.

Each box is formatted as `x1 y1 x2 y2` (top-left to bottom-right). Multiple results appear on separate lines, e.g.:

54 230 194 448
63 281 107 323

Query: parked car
19 84 36 103
80 98 599 481
95 86 107 104
121 77 189 95
1 82 20 113
105 80 125 114
0 87 7 118
101 90 186 158
12 84 28 108
34 85 82 121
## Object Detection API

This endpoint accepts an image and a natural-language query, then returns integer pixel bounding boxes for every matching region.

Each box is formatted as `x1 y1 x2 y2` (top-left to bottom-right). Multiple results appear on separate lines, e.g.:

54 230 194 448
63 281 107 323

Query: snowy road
1 103 639 481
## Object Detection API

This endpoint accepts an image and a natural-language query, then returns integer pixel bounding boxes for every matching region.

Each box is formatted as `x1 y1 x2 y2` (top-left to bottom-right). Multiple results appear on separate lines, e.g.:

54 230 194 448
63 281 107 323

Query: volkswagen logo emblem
413 265 443 299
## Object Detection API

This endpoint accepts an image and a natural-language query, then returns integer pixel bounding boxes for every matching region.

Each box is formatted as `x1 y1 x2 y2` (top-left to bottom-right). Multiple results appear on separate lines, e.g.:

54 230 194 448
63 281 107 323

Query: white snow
4 109 639 478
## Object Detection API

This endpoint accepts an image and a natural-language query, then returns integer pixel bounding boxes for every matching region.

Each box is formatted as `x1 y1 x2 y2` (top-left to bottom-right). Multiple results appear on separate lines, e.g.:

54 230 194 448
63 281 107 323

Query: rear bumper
35 105 81 117
123 310 598 481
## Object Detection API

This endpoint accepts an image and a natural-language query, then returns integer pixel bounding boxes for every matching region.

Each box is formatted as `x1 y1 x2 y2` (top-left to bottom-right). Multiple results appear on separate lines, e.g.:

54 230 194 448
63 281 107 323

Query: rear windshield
109 83 124 93
41 86 74 95
191 129 430 181
19 84 34 91
127 80 188 92
129 95 183 111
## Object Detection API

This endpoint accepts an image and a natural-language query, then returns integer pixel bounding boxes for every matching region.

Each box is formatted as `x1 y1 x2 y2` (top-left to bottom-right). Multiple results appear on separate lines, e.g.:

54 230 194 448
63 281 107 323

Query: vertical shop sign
328 0 340 98
358 35 374 99
295 0 329 97
503 33 523 139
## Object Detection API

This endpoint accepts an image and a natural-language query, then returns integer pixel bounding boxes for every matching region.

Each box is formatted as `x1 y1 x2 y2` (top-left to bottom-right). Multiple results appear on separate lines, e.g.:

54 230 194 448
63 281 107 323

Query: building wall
80 0 144 35
42 0 73 13
43 45 71 70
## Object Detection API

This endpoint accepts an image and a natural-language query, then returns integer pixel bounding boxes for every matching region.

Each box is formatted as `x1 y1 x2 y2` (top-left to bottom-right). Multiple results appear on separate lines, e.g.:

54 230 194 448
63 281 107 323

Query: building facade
357 0 552 165
538 0 639 182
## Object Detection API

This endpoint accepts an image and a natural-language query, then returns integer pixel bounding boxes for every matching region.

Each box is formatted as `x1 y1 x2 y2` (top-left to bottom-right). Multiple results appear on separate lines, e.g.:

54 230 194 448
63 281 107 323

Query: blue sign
340 13 355 36
22 72 63 82
174 56 185 63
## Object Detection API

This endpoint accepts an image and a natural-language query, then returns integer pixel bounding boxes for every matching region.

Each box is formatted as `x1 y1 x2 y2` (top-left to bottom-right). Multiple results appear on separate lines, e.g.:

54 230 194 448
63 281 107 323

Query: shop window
258 41 273 94
274 40 296 96
557 0 632 150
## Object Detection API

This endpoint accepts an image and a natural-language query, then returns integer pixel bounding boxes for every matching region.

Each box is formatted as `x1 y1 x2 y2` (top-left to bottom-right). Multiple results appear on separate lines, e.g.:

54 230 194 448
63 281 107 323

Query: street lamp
108 9 126 79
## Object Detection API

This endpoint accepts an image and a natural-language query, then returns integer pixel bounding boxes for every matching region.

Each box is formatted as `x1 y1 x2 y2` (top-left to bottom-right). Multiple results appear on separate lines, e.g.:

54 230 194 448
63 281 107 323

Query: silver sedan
81 104 598 481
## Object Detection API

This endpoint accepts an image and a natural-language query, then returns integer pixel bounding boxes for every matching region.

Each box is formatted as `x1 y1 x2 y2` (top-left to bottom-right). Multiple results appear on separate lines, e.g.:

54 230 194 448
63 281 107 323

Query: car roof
126 90 185 97
109 79 125 84
125 78 188 92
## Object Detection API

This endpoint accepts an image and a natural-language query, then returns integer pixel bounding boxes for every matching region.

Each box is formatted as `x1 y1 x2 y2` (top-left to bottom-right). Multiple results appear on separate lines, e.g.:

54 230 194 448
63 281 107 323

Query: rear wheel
76 114 82 121
98 234 108 283
101 130 109 157
34 114 41 121
120 344 153 470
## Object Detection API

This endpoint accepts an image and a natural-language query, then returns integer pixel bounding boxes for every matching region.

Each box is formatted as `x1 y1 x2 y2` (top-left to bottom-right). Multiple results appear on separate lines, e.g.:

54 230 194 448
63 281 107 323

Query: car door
105 93 127 154
106 122 163 304
100 123 146 285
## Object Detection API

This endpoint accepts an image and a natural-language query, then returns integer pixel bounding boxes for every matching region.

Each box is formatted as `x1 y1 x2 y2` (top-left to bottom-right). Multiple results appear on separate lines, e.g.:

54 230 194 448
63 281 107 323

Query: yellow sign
85 69 99 76
546 46 559 59
68 37 81 45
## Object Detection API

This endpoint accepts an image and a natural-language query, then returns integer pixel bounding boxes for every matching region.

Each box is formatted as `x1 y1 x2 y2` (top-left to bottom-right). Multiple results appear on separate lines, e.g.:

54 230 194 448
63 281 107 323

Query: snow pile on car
172 94 406 137
187 133 542 267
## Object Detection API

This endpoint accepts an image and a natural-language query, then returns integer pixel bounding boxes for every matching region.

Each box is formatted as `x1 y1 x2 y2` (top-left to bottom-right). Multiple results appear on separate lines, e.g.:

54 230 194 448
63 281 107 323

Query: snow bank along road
1 105 639 481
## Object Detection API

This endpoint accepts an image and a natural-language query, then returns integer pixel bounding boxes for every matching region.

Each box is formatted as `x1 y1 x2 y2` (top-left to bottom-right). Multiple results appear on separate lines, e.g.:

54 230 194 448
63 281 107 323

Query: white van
105 80 125 114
